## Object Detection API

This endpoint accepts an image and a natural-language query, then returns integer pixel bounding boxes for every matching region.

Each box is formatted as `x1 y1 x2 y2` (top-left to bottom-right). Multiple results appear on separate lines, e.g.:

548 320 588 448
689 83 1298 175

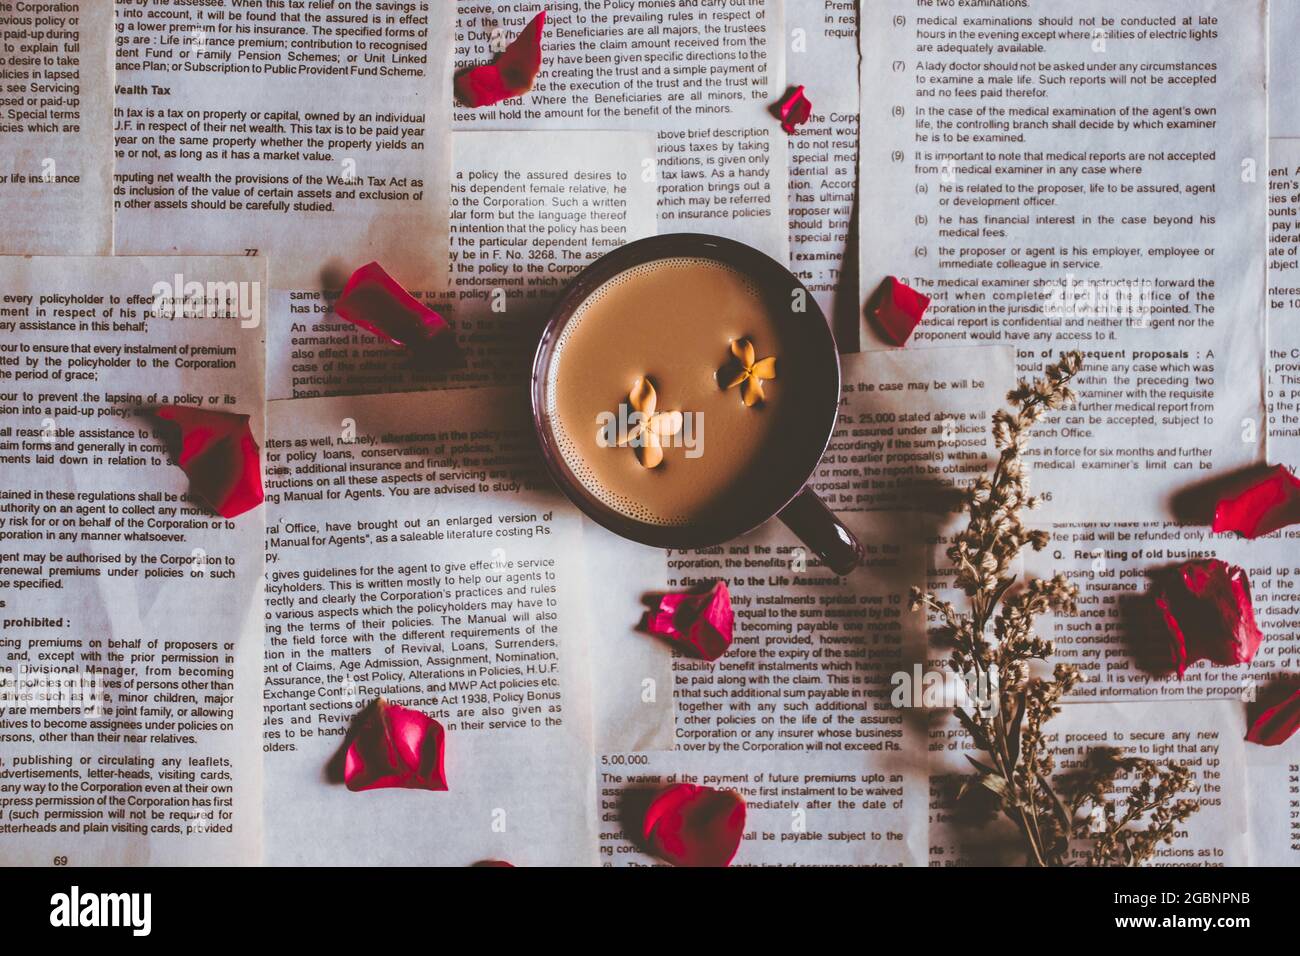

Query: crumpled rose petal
1246 685 1300 746
643 783 746 867
645 580 734 661
869 276 930 346
344 697 448 792
154 406 263 519
473 860 515 867
1212 464 1300 539
777 85 812 134
455 10 546 108
1154 559 1263 678
334 261 451 365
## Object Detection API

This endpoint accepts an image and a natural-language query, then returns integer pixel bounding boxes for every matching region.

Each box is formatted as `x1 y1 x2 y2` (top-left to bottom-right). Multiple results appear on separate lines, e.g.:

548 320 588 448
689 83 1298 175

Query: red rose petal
154 406 263 519
1246 685 1300 746
1212 464 1300 539
344 697 447 792
643 783 746 867
1155 559 1263 678
1154 591 1190 676
646 580 734 661
778 85 812 134
455 10 546 108
334 261 451 365
869 276 930 346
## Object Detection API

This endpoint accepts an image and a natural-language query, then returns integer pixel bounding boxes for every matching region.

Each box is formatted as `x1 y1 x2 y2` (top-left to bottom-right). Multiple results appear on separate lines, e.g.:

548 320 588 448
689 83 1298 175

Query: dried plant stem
913 353 1200 867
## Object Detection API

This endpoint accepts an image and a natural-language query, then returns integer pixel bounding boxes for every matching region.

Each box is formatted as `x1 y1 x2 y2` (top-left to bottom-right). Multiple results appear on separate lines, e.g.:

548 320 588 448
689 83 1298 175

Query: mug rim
530 232 842 550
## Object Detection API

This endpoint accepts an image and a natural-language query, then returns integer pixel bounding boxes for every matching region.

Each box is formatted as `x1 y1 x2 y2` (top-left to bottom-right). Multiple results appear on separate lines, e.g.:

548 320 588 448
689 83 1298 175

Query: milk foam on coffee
547 256 813 527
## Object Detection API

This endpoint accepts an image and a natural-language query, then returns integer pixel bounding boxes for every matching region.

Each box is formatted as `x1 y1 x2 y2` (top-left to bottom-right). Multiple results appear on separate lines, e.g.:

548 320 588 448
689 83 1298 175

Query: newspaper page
1269 0 1300 469
1015 523 1299 702
814 346 1013 513
1246 728 1300 865
827 349 1256 865
261 387 598 865
452 1 790 261
1019 519 1293 865
1242 2 1300 866
111 0 453 290
916 0 1298 867
585 522 676 753
786 0 859 336
860 0 1268 522
929 700 1250 866
597 511 930 866
0 0 113 255
268 129 657 399
0 255 266 866
593 345 1016 861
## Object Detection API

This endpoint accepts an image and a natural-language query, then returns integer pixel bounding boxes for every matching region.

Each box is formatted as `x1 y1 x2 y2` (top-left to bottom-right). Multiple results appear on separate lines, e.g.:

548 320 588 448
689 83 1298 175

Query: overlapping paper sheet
0 256 266 865
0 1 113 255
860 0 1269 522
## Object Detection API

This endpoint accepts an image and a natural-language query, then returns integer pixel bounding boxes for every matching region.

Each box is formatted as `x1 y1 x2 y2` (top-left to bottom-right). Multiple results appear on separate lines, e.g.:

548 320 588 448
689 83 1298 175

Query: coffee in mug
533 234 862 574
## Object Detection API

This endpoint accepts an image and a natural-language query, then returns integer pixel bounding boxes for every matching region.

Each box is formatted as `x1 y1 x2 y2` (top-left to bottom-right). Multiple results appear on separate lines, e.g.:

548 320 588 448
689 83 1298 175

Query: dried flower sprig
1066 749 1200 866
912 352 1199 866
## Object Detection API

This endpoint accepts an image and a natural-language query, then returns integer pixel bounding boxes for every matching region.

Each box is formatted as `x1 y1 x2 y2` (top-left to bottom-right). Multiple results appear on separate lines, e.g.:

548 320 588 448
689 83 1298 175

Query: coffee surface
548 256 816 527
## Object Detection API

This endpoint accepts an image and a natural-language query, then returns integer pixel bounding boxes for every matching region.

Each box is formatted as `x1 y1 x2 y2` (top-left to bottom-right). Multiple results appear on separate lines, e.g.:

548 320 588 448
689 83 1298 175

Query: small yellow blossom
719 337 777 407
618 377 683 469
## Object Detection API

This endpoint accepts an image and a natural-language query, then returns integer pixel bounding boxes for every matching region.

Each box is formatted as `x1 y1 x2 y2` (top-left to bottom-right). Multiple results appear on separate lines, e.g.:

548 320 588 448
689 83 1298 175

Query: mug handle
776 487 863 576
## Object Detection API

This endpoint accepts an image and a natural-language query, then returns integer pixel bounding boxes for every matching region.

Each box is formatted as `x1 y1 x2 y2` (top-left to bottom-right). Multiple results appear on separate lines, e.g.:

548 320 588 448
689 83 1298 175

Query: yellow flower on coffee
720 337 777 407
619 376 683 469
